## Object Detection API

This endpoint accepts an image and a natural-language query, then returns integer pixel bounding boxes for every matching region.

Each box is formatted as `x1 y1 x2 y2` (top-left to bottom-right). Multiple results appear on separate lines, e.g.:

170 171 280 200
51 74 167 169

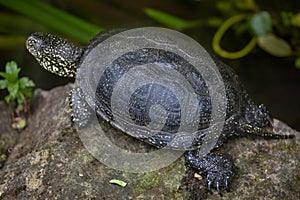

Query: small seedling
0 61 35 107
0 61 35 129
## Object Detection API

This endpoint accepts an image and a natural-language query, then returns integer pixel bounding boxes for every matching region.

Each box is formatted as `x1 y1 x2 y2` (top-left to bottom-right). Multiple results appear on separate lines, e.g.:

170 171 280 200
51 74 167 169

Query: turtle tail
237 118 295 139
257 130 295 139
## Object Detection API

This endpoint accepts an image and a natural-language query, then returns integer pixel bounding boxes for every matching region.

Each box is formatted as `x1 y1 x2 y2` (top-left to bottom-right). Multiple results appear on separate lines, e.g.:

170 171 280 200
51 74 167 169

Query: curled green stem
212 15 257 59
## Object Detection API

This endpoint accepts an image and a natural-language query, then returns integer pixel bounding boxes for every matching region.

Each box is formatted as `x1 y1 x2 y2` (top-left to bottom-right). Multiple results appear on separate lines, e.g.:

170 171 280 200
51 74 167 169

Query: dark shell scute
94 48 212 141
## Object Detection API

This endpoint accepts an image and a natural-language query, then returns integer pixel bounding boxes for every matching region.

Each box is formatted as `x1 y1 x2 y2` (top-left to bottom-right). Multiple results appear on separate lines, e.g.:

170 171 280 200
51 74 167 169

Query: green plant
144 8 222 30
0 0 103 46
145 0 300 67
0 61 35 109
109 179 127 187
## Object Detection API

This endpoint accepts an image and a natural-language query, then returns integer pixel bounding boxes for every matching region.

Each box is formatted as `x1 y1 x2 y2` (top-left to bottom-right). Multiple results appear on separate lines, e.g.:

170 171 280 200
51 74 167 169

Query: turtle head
26 32 83 77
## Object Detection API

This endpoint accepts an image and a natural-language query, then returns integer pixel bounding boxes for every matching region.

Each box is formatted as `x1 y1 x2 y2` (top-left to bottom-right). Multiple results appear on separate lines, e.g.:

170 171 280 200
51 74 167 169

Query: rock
0 102 18 169
0 84 299 199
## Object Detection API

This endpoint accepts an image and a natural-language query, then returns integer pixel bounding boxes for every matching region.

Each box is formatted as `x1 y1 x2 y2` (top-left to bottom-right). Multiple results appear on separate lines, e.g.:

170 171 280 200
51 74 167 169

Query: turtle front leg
69 87 92 127
185 150 235 196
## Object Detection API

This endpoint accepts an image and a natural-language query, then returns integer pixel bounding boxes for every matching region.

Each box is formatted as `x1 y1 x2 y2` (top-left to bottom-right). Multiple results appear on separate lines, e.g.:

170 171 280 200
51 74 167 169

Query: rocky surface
0 102 18 169
0 84 299 199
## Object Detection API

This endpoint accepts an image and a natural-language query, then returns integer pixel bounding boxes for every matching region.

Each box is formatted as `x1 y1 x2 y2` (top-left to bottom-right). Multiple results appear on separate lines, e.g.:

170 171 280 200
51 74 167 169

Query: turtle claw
207 180 213 195
205 155 234 196
208 180 224 196
185 152 235 196
207 157 234 196
225 179 230 192
216 182 222 196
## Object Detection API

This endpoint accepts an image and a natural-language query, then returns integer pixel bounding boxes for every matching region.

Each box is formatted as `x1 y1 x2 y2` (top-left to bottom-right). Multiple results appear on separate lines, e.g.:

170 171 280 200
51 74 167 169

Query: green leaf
6 61 20 75
0 61 20 82
0 72 15 82
17 92 25 105
20 88 33 99
206 17 223 27
109 179 127 187
235 0 257 11
281 11 293 27
0 79 8 89
257 34 292 57
19 119 26 129
4 95 11 103
295 57 300 69
291 12 300 28
19 77 35 88
251 11 272 36
0 0 102 43
0 60 35 106
145 8 199 30
216 1 233 14
0 72 6 78
7 82 19 99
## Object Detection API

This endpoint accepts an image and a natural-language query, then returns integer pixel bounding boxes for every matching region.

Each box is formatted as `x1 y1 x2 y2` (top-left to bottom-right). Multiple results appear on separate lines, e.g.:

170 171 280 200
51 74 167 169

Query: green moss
252 175 260 183
276 141 299 152
136 172 162 193
240 137 253 144
133 159 186 198
81 154 95 165
257 154 264 162
0 153 7 164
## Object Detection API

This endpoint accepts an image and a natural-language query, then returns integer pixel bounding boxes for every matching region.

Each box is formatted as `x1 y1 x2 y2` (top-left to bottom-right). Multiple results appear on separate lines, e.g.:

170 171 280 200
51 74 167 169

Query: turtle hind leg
69 87 92 127
237 118 295 139
185 150 235 196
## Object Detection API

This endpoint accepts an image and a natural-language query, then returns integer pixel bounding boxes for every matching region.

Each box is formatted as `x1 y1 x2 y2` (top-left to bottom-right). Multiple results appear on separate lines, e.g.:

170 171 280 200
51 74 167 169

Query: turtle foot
69 87 92 127
185 151 235 196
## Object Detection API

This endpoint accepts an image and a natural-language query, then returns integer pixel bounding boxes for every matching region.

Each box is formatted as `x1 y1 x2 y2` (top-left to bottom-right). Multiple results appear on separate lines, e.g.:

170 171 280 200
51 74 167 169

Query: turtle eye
26 34 43 57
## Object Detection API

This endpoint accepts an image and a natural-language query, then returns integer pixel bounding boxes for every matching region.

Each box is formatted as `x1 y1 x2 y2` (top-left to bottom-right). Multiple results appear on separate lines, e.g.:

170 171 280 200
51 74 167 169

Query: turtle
25 27 294 195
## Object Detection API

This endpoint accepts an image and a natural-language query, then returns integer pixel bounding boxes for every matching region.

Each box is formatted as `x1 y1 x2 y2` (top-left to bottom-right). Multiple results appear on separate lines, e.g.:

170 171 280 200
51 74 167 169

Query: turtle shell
76 27 245 151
